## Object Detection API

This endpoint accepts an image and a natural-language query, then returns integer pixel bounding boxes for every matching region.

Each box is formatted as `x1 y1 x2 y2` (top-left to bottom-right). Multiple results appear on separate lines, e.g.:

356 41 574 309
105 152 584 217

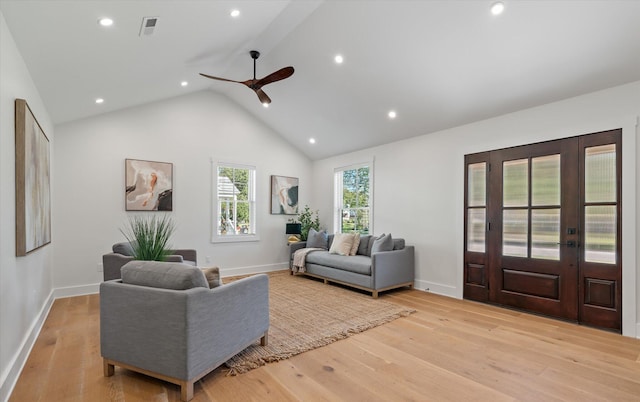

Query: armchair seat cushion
121 261 208 290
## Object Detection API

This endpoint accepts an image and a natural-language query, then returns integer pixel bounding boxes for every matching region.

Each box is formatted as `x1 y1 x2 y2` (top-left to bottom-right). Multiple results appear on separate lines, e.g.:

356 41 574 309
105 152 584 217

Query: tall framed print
270 175 298 215
15 98 51 256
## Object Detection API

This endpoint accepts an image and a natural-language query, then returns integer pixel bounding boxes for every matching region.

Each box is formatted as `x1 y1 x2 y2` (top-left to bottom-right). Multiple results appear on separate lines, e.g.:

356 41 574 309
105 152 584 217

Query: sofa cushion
357 235 371 255
112 241 135 256
371 233 394 254
306 251 372 275
121 260 209 290
393 238 405 250
307 228 329 249
329 233 356 256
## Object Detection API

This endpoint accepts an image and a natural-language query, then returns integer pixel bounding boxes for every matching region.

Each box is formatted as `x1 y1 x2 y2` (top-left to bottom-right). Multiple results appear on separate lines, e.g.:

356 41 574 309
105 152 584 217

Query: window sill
211 234 260 244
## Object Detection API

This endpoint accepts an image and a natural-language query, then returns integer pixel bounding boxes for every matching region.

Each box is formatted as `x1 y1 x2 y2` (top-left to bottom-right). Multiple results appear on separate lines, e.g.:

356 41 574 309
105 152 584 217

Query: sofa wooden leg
180 380 194 401
261 330 269 346
103 359 114 377
372 290 379 299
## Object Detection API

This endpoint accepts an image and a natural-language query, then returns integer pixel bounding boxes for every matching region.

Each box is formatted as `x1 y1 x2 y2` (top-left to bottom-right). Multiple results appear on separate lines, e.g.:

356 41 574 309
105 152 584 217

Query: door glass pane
468 163 486 207
531 209 560 260
467 162 487 207
585 205 616 264
532 155 560 206
585 144 616 203
503 159 528 207
503 209 528 257
467 208 485 252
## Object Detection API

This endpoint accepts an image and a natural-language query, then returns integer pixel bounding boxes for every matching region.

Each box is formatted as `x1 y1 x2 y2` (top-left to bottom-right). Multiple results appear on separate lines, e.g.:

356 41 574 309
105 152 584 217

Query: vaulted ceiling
2 1 640 160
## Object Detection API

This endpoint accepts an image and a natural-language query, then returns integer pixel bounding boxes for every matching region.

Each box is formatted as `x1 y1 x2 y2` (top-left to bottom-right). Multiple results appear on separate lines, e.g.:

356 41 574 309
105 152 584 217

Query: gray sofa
289 233 414 298
102 241 197 281
100 261 269 401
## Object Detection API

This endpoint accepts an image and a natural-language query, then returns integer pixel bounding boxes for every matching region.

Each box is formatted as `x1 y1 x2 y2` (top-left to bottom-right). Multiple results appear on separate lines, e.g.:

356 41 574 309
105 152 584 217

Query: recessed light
388 110 397 119
98 18 113 27
262 102 269 108
95 98 104 104
334 54 344 64
491 2 505 15
230 9 240 18
309 138 316 144
181 81 188 87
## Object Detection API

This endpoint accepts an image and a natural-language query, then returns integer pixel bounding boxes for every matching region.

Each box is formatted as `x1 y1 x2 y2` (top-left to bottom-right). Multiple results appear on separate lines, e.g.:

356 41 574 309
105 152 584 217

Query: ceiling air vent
139 16 159 36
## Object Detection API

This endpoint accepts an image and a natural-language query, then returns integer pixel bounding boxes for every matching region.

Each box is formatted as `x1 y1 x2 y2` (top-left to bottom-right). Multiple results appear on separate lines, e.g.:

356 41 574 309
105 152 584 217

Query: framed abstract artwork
125 159 173 211
15 98 51 256
270 175 298 215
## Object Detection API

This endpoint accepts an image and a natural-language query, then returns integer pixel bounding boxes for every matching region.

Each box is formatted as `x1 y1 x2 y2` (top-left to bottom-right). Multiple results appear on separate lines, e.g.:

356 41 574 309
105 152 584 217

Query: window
213 162 257 242
334 162 372 234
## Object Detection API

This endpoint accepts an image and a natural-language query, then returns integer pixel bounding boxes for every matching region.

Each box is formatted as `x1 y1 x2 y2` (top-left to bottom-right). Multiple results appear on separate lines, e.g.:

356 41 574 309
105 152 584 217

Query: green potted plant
120 214 176 261
290 205 321 241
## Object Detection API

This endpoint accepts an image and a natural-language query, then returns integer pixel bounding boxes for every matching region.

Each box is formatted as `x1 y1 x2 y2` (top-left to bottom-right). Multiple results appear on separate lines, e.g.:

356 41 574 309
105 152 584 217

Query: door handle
557 241 577 248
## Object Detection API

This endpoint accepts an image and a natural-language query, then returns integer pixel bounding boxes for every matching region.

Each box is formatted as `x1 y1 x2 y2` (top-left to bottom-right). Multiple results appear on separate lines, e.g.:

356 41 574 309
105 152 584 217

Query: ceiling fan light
262 102 269 108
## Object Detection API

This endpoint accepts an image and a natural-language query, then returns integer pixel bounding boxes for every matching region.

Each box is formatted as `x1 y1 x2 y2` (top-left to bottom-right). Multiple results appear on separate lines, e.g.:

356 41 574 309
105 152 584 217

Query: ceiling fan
200 50 294 105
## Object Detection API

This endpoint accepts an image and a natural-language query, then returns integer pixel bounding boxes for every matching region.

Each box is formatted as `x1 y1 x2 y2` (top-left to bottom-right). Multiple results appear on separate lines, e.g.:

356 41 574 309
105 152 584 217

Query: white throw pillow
329 233 355 256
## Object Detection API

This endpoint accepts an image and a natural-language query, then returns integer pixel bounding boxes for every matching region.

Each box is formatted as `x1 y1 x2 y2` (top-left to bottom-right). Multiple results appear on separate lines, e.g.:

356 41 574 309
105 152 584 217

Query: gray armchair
100 261 269 401
102 242 197 281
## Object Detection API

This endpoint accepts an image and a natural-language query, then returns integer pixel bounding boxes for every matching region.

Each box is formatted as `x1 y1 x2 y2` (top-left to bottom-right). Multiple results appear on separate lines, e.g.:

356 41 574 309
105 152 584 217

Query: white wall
0 11 55 401
53 90 311 291
312 81 640 337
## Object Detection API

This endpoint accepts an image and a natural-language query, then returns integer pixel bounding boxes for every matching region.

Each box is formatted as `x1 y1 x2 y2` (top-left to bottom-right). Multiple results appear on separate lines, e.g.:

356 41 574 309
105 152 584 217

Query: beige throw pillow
349 233 361 256
201 266 223 288
329 233 355 256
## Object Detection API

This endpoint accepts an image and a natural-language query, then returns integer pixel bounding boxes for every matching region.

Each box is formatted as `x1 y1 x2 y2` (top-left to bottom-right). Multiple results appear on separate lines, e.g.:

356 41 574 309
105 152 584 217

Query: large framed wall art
125 159 173 211
15 98 51 256
270 175 298 215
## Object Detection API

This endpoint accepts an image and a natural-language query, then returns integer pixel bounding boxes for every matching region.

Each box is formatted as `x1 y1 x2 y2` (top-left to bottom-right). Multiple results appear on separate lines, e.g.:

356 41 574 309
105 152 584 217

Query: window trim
333 159 374 234
211 160 260 243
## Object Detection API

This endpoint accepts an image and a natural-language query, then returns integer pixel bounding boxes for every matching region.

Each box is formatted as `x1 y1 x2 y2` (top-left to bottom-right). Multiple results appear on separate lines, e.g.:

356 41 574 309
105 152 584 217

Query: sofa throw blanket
292 248 325 273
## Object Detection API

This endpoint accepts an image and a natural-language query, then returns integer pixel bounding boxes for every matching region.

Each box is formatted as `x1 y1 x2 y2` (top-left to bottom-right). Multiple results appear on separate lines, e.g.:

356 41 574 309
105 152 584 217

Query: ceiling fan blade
254 66 294 88
256 89 271 105
199 73 245 84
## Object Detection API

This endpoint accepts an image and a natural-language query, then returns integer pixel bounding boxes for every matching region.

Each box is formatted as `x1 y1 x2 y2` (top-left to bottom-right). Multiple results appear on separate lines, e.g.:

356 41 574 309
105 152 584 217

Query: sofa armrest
371 245 415 290
165 254 185 263
102 253 134 281
172 249 197 264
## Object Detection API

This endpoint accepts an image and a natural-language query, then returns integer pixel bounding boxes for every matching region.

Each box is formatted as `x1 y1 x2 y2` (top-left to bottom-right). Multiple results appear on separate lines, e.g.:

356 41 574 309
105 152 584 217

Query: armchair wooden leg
180 380 194 401
260 330 269 346
103 359 115 377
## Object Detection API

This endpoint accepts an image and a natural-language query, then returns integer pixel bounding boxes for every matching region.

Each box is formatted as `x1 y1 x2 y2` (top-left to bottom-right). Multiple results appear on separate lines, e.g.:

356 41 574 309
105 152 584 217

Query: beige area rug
224 270 415 375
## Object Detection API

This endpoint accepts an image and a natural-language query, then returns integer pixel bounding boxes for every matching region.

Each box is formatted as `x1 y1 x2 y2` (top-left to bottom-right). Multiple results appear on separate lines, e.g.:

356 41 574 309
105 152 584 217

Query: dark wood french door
464 129 622 332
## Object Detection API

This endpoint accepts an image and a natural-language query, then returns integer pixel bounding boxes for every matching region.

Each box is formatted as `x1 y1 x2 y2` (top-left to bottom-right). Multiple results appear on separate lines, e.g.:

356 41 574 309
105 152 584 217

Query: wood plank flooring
9 279 640 401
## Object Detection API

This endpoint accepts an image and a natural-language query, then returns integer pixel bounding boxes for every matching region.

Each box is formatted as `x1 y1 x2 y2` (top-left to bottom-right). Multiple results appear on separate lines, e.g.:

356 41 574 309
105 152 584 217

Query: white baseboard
413 279 459 299
54 283 100 299
0 289 55 402
221 262 288 278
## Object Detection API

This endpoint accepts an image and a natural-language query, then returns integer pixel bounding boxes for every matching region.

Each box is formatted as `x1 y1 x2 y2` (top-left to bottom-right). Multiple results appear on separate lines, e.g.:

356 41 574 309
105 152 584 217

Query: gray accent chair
100 261 269 401
102 241 197 281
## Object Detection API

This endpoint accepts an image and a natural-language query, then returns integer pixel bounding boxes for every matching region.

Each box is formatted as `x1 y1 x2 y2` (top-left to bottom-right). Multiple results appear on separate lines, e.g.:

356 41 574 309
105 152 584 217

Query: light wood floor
10 280 640 401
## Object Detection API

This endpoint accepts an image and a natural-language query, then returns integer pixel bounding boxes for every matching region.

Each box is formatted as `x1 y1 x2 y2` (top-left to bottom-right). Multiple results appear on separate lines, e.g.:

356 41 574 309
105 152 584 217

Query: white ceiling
2 1 640 160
